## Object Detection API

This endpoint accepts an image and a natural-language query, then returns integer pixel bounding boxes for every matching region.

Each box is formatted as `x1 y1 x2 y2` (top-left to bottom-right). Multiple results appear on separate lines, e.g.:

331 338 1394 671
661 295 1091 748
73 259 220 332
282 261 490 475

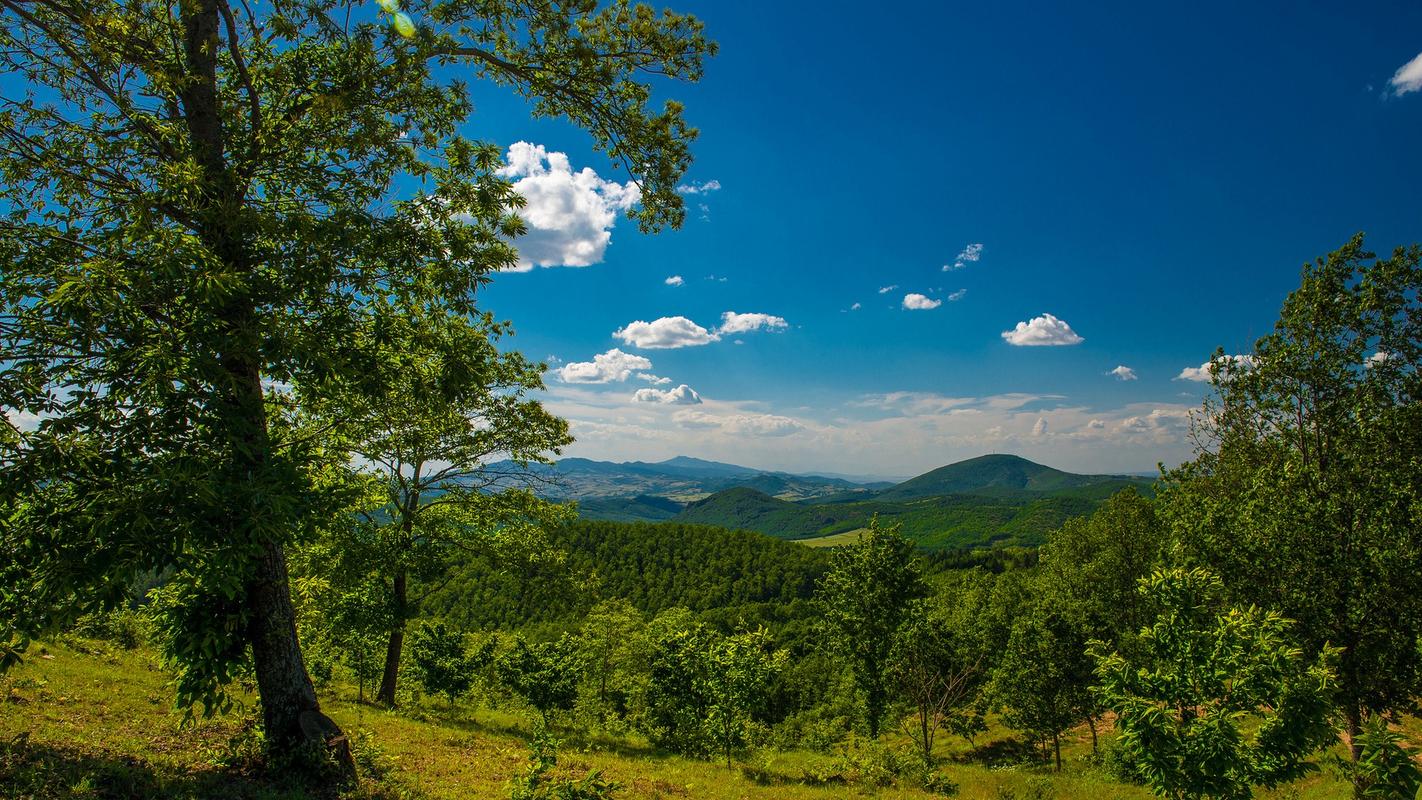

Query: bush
70 609 147 649
507 724 620 800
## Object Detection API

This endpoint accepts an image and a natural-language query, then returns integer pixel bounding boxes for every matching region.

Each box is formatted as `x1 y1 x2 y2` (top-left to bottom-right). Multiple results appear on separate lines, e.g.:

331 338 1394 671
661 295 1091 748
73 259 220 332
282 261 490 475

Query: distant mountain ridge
485 455 893 511
491 453 1152 550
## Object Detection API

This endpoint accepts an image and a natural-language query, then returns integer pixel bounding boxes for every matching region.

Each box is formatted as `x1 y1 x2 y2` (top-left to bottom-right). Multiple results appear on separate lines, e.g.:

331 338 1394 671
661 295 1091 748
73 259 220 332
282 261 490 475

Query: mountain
876 453 1150 501
487 456 882 516
670 454 1153 550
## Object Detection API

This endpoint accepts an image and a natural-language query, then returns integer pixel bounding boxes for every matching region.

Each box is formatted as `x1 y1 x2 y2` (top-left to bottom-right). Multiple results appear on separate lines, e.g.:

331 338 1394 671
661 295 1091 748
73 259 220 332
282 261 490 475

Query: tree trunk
177 0 350 784
377 571 408 706
1052 730 1062 772
866 682 883 738
1087 714 1098 754
1345 705 1364 798
920 703 933 764
245 540 352 777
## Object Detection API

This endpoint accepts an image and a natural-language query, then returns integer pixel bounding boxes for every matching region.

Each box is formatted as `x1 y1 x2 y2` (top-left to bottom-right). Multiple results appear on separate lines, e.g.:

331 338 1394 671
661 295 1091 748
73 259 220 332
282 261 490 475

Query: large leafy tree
1160 234 1422 779
815 518 925 738
0 0 713 773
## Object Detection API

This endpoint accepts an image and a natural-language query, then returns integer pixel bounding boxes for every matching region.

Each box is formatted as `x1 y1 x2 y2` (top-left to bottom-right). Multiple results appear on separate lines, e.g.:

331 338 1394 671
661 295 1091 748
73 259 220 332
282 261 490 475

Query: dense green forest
425 521 832 630
674 478 1119 549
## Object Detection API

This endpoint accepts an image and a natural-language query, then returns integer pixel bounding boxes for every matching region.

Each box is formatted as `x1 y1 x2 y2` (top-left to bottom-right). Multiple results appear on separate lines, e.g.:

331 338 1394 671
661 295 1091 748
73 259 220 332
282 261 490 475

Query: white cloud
1109 365 1138 381
634 384 703 405
1389 51 1422 96
612 311 789 349
665 275 684 286
947 289 967 302
902 293 942 310
717 311 789 335
636 372 672 385
3 407 45 433
1367 350 1395 367
1032 416 1048 437
1175 354 1255 382
850 302 862 311
676 179 722 194
878 285 898 294
557 348 652 383
1001 313 1084 346
498 142 640 270
944 242 984 271
614 316 719 349
673 410 804 437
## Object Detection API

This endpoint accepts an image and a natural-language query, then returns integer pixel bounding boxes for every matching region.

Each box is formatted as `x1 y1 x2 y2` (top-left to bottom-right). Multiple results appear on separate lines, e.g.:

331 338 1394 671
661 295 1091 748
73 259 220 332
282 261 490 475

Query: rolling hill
875 453 1149 500
672 454 1154 549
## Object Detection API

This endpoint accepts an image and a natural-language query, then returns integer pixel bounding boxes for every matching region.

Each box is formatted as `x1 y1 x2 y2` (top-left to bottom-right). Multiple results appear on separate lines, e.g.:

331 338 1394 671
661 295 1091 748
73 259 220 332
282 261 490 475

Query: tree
301 306 572 707
641 618 716 754
1161 235 1422 785
498 635 584 726
815 518 925 738
1037 487 1164 650
0 0 713 778
991 598 1095 771
1091 568 1338 800
888 601 987 765
701 628 786 768
575 598 645 717
410 621 478 707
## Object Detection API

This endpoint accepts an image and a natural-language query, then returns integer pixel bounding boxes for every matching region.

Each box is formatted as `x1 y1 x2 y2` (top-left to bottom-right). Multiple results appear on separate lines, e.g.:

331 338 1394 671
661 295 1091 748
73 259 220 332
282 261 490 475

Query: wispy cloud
878 285 898 294
676 179 722 195
1109 365 1138 381
718 311 789 335
944 242 984 271
664 275 684 286
1389 51 1422 97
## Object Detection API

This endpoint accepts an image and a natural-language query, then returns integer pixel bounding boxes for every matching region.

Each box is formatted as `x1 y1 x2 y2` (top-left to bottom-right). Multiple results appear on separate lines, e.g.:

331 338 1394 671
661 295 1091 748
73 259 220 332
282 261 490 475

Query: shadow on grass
0 737 398 800
402 706 676 763
956 736 1045 767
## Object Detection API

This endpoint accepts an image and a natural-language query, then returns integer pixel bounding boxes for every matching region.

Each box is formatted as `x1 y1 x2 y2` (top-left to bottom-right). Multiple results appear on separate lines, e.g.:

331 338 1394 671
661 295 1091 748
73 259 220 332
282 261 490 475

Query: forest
2 1 1422 799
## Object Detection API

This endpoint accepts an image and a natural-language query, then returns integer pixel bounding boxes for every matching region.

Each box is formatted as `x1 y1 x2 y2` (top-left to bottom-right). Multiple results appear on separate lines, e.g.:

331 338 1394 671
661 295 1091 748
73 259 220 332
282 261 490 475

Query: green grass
797 529 868 548
1 639 1409 800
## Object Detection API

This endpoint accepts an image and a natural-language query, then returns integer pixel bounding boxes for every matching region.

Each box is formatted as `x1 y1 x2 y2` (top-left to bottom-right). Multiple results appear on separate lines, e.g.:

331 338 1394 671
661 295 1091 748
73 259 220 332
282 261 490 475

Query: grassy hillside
1 639 1377 800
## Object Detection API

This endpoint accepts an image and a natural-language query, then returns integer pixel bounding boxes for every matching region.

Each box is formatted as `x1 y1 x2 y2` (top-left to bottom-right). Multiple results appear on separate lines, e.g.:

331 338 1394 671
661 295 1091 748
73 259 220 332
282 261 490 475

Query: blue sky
462 1 1422 477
